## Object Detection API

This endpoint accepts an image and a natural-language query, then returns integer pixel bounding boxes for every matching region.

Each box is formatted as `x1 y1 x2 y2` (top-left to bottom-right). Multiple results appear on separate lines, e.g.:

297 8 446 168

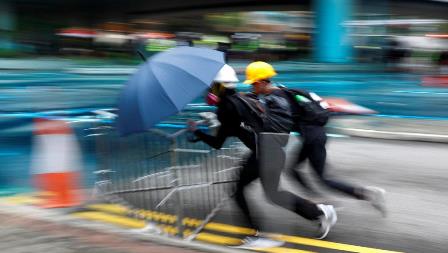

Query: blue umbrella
117 47 225 135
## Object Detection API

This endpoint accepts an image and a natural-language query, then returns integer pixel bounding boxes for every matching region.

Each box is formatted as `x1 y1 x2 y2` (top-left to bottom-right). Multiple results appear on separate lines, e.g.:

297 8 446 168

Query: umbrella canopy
117 47 226 135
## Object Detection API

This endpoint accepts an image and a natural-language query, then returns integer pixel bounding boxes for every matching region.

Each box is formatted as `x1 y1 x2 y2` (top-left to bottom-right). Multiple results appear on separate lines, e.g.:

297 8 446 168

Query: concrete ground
0 204 229 253
41 136 445 253
212 137 448 253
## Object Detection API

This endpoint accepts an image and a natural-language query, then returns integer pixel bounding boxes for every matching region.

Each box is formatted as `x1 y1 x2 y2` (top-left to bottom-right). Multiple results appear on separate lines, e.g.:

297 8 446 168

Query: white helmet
214 64 239 85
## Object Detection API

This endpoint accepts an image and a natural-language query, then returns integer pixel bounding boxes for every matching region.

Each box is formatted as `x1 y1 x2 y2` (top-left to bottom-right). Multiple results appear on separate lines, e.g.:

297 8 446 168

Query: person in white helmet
188 64 336 248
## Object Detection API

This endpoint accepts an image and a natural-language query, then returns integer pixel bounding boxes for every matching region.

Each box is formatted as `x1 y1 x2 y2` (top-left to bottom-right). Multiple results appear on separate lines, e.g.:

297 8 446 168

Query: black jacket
194 89 257 151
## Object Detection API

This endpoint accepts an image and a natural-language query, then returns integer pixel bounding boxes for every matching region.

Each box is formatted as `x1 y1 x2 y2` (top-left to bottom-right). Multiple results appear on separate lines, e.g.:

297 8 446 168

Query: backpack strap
226 94 264 133
236 95 265 114
279 86 311 100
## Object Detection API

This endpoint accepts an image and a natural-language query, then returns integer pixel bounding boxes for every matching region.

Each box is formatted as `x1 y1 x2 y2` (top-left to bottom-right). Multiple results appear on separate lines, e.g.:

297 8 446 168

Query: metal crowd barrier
86 119 249 239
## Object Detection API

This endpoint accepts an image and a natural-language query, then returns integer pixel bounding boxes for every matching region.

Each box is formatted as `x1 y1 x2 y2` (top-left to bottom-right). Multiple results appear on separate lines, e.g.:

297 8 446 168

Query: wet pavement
0 209 207 253
2 136 447 253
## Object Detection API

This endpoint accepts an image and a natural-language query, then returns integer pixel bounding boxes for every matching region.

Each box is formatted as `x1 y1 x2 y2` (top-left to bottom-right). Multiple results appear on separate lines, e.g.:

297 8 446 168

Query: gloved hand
186 119 200 143
187 119 198 132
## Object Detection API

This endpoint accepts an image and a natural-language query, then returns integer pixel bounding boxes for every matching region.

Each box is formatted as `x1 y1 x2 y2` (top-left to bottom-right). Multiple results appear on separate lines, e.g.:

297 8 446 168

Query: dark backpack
280 87 330 126
227 93 293 134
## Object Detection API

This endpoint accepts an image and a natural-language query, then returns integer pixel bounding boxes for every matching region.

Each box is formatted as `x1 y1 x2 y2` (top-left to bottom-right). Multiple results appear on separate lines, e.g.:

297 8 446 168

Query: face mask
221 82 236 89
206 92 219 106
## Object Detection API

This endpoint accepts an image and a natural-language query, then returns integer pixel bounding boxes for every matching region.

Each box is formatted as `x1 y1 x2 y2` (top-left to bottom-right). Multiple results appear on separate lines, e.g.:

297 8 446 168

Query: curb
328 126 448 144
0 203 248 253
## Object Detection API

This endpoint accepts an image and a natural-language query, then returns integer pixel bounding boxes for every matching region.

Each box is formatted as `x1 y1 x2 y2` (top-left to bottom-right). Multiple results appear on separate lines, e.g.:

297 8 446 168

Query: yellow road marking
139 210 154 219
86 205 179 224
71 212 242 246
271 234 404 253
159 224 178 235
71 211 241 246
87 204 254 235
70 212 315 252
254 247 316 253
195 232 242 245
204 222 256 235
3 196 43 205
80 204 403 253
73 211 146 229
194 234 315 253
1 191 56 205
74 211 181 236
3 196 42 205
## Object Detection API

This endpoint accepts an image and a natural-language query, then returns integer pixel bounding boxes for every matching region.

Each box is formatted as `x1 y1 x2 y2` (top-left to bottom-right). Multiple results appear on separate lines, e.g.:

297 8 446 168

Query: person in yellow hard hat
247 62 386 216
243 61 279 96
243 61 276 84
243 61 338 239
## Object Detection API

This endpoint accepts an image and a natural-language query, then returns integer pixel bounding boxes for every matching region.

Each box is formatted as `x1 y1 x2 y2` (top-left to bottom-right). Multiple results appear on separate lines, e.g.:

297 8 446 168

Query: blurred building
0 0 447 64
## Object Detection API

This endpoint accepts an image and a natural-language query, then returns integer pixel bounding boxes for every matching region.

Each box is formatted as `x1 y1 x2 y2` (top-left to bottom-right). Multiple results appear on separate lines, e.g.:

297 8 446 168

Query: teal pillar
314 0 353 63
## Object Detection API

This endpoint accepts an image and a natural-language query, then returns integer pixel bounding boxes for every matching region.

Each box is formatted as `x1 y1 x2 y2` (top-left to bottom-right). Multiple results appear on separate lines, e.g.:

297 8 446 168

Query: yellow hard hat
243 61 277 84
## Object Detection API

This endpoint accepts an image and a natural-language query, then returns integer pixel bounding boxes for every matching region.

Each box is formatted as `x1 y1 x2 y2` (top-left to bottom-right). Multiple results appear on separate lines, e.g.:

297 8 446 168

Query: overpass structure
1 0 447 62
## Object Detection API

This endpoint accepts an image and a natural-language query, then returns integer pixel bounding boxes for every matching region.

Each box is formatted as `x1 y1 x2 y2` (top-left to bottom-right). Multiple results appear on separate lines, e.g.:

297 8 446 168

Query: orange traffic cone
31 118 83 208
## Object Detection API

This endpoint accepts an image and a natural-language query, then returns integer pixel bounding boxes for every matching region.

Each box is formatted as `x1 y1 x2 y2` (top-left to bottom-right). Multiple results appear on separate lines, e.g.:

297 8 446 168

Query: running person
188 64 337 248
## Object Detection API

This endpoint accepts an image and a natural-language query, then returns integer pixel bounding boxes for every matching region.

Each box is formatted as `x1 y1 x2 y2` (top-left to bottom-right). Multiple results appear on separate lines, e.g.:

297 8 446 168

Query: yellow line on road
0 191 55 205
204 222 256 235
271 234 404 253
71 212 243 246
254 247 316 253
194 234 315 253
3 196 43 205
80 204 403 253
195 232 242 245
86 204 255 234
87 204 178 224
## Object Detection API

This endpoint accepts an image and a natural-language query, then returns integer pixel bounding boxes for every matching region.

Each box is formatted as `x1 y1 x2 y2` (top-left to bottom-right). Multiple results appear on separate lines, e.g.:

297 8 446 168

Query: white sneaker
316 204 337 239
234 236 284 249
364 186 387 217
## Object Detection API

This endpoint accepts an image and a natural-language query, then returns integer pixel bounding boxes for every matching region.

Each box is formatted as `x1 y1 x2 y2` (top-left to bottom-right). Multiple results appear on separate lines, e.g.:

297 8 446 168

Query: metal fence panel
88 121 248 238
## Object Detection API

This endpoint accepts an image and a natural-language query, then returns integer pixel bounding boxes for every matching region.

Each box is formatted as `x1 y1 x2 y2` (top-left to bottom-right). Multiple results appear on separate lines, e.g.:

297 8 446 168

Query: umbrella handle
137 50 147 61
150 120 207 140
170 120 206 139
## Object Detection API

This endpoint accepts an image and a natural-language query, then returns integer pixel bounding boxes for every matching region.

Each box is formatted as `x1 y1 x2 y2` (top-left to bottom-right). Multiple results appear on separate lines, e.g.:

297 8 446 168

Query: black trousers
292 126 363 199
234 146 321 231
